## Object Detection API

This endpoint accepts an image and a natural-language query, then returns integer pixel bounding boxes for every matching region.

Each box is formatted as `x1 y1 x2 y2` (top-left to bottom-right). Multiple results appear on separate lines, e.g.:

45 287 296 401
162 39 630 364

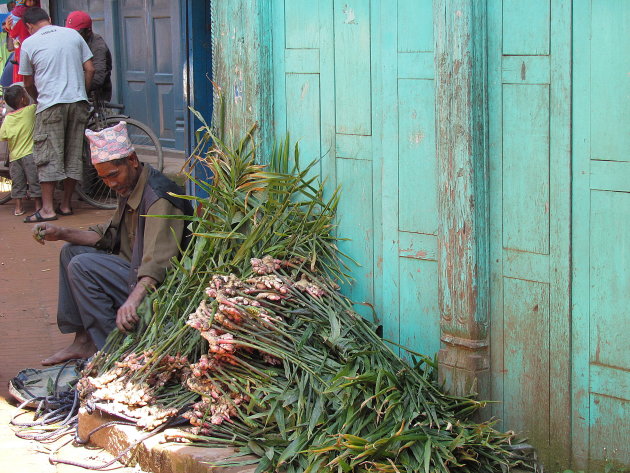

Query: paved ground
0 397 149 473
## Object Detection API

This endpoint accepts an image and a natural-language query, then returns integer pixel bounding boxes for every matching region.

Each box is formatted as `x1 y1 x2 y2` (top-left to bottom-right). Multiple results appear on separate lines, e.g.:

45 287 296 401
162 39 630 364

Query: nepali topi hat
85 121 135 164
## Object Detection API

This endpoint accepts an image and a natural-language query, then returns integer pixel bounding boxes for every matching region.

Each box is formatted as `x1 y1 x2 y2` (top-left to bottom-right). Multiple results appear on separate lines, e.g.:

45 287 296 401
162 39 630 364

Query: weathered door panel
488 0 572 468
573 1 630 468
272 0 439 356
118 0 183 149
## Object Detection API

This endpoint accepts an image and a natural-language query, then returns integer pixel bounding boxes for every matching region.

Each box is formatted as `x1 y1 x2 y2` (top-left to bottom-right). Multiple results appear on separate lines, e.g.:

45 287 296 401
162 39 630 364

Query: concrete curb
78 408 256 473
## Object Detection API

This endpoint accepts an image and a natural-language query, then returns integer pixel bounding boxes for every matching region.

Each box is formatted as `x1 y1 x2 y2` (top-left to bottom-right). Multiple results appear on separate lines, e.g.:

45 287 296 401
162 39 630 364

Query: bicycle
0 168 10 205
0 98 163 209
77 98 164 209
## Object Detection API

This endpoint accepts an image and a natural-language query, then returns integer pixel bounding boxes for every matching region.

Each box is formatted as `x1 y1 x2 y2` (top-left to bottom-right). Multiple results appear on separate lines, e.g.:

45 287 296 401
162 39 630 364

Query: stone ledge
78 407 257 473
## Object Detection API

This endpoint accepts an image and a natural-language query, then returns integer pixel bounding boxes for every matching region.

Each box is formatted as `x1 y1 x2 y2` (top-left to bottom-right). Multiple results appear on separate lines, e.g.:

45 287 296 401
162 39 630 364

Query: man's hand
115 276 157 333
32 222 63 245
116 299 140 332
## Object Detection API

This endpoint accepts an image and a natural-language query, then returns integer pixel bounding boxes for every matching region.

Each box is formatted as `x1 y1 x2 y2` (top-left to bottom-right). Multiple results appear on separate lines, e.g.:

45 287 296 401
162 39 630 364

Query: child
0 84 40 215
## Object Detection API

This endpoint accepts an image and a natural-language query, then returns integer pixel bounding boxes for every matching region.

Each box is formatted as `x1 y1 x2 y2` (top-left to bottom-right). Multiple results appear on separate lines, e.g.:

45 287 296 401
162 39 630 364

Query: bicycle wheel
0 175 12 204
76 117 164 210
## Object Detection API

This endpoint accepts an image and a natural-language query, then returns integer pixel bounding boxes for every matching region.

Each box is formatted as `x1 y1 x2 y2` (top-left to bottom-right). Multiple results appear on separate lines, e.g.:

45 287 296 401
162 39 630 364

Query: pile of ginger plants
79 124 529 473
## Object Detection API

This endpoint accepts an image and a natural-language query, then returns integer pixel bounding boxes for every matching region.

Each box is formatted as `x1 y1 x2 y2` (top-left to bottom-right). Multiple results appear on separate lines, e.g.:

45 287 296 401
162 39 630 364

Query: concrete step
78 407 256 473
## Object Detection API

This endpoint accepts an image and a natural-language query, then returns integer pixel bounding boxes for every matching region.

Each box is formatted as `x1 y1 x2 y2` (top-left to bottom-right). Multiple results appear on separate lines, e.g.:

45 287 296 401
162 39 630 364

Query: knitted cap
65 10 92 30
85 121 134 164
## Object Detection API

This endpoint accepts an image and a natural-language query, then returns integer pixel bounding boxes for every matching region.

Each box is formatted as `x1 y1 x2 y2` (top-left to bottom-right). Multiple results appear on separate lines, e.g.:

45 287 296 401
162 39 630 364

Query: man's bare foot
42 331 97 366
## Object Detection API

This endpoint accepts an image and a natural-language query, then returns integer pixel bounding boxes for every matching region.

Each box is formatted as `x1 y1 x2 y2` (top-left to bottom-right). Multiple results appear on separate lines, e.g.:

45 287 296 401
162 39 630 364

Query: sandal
23 210 58 223
14 209 25 216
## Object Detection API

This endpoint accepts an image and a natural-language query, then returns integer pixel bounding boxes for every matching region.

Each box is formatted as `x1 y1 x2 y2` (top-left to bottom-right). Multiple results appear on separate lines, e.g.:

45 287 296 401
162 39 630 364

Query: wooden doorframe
434 0 491 400
184 0 213 196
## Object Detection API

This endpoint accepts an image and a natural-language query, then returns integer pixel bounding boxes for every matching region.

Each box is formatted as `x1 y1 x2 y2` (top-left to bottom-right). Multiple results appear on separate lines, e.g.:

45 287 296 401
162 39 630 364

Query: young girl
0 84 40 216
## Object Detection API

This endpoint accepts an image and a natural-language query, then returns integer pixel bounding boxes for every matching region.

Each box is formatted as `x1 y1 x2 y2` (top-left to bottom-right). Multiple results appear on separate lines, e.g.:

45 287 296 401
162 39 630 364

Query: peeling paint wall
211 1 273 158
208 1 629 470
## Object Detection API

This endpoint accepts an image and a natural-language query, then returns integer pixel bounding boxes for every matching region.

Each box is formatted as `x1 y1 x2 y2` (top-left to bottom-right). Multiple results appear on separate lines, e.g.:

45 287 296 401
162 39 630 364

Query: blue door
118 0 184 149
53 0 185 150
488 1 572 468
572 1 630 468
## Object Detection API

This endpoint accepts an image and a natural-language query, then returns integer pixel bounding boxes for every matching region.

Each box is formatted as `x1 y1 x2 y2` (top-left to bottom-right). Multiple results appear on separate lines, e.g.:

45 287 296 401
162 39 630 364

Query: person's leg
61 177 77 212
20 154 41 214
44 251 131 365
27 105 64 221
9 159 27 215
67 252 131 349
34 181 56 219
60 101 89 214
14 197 23 216
56 244 105 332
43 244 107 365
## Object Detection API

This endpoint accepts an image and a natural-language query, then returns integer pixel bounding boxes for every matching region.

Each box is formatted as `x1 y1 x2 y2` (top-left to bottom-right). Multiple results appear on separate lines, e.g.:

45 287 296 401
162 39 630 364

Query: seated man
32 121 192 365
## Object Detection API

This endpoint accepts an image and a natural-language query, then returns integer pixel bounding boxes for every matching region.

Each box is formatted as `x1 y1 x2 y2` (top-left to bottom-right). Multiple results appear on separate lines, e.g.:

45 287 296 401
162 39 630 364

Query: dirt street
0 197 113 399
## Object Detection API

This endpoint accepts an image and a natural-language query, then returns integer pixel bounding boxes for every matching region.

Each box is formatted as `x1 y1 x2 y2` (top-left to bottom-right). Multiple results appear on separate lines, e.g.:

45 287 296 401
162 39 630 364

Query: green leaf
276 435 305 467
247 441 265 457
423 439 432 473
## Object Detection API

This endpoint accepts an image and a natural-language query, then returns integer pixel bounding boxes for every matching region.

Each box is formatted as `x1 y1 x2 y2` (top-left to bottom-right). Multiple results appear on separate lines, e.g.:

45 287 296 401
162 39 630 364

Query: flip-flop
14 209 25 216
23 210 58 223
55 206 74 216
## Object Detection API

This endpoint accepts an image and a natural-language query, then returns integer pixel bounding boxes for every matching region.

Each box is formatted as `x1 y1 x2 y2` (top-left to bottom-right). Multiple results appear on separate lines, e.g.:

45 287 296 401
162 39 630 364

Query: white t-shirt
19 25 93 113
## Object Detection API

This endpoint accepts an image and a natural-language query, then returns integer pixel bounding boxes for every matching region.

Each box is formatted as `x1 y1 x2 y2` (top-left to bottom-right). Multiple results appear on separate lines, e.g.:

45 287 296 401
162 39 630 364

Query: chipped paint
234 81 243 104
300 81 310 99
212 0 273 156
400 247 429 259
342 4 358 24
410 131 425 144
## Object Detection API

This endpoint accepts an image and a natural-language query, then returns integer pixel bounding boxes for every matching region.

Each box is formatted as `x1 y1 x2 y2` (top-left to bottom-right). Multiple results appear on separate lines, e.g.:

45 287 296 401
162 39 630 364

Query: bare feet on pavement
42 330 97 366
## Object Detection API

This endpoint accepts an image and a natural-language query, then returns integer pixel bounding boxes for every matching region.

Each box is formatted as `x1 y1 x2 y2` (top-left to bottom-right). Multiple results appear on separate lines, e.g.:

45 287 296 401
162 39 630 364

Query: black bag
9 363 83 407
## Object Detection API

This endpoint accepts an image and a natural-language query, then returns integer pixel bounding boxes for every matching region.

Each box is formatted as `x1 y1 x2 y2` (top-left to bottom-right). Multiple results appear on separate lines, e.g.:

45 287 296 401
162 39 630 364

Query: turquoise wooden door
573 1 630 469
271 0 440 357
488 0 572 468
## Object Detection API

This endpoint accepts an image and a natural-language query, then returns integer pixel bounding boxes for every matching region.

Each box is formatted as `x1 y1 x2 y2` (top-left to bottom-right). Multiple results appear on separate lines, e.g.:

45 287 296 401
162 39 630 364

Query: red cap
65 11 92 30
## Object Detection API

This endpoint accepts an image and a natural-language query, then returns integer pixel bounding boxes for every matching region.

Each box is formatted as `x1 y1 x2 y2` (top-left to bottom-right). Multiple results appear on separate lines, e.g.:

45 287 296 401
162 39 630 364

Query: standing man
33 121 193 365
65 10 112 102
19 7 94 222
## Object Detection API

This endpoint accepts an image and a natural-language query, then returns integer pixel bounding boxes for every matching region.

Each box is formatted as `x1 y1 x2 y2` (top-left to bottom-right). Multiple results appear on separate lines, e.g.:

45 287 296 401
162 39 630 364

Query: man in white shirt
19 7 94 223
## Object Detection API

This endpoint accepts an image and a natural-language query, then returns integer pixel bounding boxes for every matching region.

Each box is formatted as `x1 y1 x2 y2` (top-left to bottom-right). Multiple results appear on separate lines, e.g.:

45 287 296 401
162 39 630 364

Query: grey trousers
57 244 132 349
